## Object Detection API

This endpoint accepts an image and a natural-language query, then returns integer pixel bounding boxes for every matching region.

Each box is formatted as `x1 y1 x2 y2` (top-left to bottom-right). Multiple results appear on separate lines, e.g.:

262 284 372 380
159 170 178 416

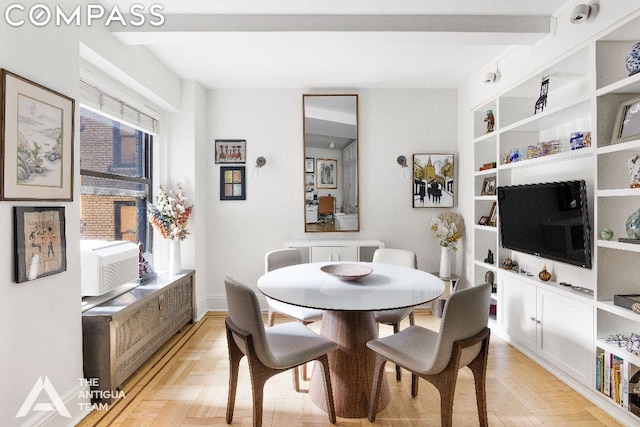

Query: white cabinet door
502 276 537 352
537 288 593 387
310 246 358 262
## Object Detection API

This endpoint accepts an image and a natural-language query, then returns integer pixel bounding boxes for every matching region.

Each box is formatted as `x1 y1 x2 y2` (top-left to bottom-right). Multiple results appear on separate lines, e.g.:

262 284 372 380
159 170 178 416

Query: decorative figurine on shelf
483 249 494 264
626 209 640 239
538 265 551 281
534 75 550 114
485 271 496 293
484 109 495 133
626 41 640 76
629 155 640 188
502 258 513 270
599 227 614 240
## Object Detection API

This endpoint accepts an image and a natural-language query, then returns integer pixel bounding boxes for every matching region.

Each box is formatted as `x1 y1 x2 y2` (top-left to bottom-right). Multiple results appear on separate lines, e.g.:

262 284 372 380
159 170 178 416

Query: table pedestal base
309 310 390 418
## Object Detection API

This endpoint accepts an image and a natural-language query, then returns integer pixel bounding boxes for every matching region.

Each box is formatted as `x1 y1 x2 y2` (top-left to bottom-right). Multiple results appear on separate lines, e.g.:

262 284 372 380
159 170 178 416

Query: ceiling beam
111 14 550 34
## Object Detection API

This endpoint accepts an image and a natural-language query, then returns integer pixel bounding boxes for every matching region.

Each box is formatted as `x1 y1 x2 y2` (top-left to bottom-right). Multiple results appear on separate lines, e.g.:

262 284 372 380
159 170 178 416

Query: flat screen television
497 180 592 269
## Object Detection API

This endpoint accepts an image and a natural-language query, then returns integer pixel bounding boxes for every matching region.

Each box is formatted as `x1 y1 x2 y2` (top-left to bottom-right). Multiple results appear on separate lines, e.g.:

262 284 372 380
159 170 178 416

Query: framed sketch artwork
14 206 67 283
1 70 75 201
316 158 337 189
412 153 455 208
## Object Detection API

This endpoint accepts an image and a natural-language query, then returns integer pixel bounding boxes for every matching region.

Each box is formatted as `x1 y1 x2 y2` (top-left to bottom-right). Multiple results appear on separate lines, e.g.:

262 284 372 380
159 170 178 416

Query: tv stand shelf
82 271 194 401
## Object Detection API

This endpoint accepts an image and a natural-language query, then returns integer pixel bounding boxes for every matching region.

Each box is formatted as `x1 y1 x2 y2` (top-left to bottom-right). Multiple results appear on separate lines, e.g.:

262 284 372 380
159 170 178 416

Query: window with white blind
79 80 158 252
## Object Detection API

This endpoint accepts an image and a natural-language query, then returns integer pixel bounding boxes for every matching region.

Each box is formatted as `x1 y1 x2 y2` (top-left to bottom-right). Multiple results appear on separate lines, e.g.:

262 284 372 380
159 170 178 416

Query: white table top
257 262 444 311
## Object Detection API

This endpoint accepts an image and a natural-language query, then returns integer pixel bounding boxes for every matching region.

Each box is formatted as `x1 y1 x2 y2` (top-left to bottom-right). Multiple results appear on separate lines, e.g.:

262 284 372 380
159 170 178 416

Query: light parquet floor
77 311 622 427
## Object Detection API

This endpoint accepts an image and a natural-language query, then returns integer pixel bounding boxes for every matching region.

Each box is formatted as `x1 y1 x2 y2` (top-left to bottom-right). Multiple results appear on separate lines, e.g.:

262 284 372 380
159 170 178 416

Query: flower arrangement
148 182 193 241
430 212 464 251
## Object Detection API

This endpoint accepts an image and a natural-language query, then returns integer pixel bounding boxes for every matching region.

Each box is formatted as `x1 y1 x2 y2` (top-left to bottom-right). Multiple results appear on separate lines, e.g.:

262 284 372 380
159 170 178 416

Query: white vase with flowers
148 182 193 275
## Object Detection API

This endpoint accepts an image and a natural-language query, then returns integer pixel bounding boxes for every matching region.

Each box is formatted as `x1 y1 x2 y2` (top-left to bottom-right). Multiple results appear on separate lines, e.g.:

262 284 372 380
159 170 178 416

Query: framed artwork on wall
214 139 246 164
1 69 75 201
412 153 455 208
220 166 246 200
316 158 337 189
14 206 67 283
612 95 640 145
305 157 315 173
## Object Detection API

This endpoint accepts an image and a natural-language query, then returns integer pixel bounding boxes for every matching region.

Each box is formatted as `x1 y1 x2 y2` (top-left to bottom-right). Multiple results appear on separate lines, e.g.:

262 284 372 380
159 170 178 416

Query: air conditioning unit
81 240 139 297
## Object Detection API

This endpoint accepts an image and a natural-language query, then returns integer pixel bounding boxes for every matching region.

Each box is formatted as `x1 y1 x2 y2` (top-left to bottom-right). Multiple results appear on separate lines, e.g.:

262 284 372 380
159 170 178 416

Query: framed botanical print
316 158 337 189
412 153 455 208
215 139 246 164
220 166 246 200
1 70 74 201
14 206 67 283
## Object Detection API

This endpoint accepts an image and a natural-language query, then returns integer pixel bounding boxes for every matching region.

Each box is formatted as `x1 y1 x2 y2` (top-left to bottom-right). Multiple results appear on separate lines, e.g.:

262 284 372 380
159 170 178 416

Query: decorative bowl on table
320 264 373 281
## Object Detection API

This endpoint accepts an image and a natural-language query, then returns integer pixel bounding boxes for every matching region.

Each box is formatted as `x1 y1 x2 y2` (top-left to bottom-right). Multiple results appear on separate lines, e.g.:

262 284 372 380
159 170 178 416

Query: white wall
0 3 88 425
205 88 459 309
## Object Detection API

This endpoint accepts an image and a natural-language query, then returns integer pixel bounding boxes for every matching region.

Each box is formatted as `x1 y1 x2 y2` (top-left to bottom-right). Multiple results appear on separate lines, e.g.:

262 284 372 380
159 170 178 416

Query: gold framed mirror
303 94 359 232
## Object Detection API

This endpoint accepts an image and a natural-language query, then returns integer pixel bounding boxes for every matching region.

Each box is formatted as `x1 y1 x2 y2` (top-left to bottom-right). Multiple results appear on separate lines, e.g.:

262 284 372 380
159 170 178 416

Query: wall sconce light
253 156 266 178
397 155 410 179
570 3 598 24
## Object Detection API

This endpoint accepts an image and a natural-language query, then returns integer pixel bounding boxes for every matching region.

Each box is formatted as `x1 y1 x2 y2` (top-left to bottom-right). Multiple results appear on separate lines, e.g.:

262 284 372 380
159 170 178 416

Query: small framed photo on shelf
214 139 246 164
1 70 75 201
488 202 497 226
305 157 315 173
480 176 496 196
220 166 246 200
14 206 67 283
612 95 640 145
478 216 490 226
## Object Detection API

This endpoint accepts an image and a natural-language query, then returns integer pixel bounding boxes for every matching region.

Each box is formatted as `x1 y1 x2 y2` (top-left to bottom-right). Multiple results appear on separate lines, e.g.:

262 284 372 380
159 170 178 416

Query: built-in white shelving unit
471 12 640 424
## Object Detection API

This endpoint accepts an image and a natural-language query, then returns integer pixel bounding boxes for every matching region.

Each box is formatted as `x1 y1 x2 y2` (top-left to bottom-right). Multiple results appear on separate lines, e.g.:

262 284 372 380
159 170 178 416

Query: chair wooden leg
267 307 275 326
248 369 268 427
392 322 402 381
317 355 336 424
468 336 490 427
225 325 244 424
411 373 419 397
368 354 388 422
428 368 458 427
409 311 415 326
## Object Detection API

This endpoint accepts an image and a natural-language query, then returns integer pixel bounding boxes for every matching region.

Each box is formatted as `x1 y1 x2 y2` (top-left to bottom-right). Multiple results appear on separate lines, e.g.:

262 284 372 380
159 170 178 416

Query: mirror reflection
303 95 359 232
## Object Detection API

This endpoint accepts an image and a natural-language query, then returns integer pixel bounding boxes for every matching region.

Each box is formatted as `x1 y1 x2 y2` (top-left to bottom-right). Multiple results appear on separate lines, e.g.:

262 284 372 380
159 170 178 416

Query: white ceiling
102 0 573 89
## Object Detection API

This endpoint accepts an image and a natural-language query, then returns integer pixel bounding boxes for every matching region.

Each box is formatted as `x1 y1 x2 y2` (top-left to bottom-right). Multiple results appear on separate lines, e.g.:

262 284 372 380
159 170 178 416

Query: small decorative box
614 294 640 314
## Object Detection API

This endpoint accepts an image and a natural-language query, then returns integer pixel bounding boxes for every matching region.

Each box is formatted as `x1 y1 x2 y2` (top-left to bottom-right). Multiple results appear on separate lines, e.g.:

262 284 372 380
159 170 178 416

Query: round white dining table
257 261 444 418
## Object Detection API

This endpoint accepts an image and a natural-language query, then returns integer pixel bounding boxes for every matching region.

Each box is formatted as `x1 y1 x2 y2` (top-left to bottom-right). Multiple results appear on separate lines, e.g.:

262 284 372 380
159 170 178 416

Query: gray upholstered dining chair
371 248 418 380
224 277 337 427
265 248 324 327
264 248 324 391
367 283 491 427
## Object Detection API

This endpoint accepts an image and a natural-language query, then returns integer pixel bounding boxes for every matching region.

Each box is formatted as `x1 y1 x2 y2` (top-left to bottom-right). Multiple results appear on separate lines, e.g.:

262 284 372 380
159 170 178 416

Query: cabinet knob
530 316 536 322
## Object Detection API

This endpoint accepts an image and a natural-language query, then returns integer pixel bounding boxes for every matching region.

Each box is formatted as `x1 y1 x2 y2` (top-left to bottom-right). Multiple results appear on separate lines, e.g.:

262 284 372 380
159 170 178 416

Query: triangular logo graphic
16 376 71 418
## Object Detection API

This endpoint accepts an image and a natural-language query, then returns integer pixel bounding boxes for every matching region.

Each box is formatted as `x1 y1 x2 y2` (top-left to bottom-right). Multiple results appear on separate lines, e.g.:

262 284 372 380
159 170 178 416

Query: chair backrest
372 248 417 269
265 248 302 273
225 277 276 367
427 283 491 375
318 196 334 215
